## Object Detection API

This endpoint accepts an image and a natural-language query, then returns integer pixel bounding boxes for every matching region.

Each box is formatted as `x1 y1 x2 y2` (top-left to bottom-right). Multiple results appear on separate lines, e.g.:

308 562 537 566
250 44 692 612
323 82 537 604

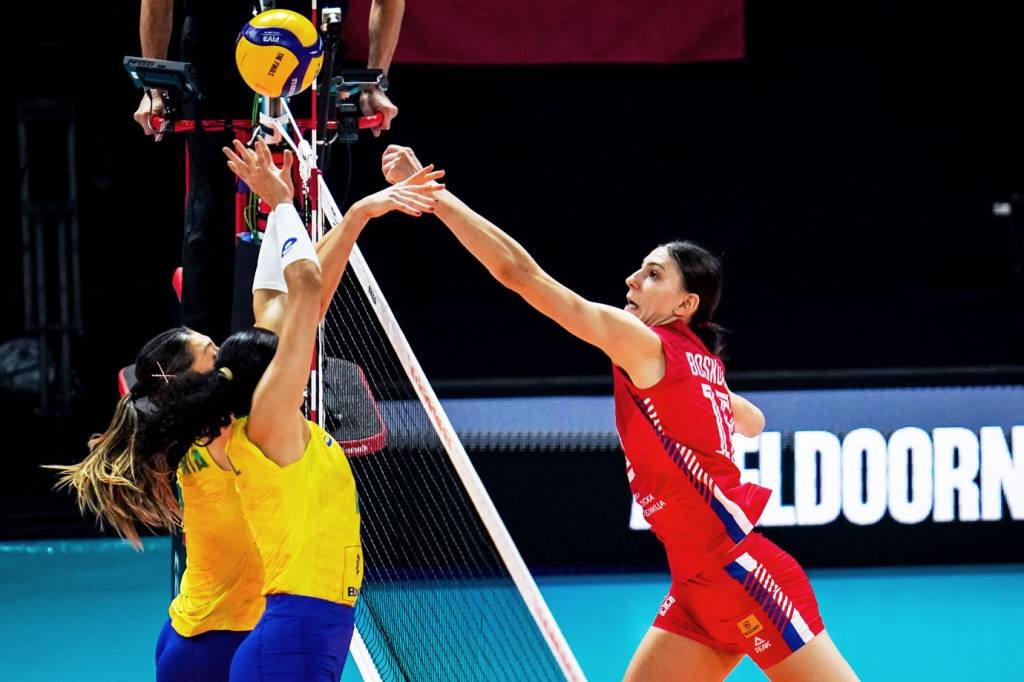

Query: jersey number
701 384 734 459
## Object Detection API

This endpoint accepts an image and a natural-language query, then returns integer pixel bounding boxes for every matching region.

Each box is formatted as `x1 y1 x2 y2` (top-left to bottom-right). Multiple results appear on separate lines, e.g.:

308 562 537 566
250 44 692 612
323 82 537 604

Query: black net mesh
321 265 567 681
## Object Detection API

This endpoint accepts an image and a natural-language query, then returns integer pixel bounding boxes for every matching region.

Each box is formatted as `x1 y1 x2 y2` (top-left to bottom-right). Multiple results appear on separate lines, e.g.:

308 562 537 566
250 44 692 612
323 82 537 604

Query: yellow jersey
169 445 265 636
227 417 363 606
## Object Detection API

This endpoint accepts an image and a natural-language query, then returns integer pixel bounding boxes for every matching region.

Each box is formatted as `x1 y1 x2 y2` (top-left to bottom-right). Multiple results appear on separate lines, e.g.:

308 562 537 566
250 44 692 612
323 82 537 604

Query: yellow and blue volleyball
235 9 323 98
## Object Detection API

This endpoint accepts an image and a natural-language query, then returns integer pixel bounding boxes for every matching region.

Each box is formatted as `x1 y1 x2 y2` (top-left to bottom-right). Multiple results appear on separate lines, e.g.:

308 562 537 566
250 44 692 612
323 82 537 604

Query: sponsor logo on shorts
737 614 763 638
281 237 297 256
754 636 772 654
658 595 676 617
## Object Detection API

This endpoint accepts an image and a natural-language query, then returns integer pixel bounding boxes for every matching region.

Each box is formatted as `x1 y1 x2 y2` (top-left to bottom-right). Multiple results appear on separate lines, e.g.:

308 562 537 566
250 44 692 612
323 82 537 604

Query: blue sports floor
1 539 1022 681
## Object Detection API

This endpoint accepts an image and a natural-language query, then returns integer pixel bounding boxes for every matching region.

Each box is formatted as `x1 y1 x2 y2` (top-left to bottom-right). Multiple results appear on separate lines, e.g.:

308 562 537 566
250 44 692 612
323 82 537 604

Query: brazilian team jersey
227 417 363 606
169 445 265 636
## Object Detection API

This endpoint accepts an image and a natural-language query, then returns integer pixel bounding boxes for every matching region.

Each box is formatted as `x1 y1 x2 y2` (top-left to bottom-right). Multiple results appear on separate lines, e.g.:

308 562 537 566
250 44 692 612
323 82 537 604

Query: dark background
3 2 1022 559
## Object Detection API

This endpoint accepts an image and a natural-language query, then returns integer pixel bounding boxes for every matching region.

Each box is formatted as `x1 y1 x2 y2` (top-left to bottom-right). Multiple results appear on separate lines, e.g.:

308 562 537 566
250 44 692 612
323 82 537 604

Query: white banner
630 425 1024 529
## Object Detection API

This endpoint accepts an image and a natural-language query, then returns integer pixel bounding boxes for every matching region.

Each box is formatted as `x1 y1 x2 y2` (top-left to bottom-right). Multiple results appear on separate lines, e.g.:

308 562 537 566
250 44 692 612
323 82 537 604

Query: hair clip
151 361 174 383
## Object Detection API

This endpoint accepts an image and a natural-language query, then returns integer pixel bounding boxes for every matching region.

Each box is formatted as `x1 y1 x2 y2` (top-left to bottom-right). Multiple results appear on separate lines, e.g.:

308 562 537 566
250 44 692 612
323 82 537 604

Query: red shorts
653 533 825 669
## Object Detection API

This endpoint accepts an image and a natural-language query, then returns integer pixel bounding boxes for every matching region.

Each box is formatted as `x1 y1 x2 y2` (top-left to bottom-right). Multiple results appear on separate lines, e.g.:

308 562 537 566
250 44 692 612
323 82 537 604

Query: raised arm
250 224 321 464
224 139 320 464
225 139 443 465
382 146 665 387
315 165 444 318
240 140 442 328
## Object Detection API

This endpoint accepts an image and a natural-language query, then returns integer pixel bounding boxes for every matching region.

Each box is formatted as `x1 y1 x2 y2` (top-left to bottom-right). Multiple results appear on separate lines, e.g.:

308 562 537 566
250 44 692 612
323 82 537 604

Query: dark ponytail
691 320 728 358
663 241 727 356
130 328 197 401
142 327 279 462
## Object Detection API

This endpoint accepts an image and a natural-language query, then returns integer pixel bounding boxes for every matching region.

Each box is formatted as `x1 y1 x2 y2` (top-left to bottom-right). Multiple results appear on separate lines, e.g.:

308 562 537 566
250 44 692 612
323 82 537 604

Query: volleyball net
315 179 585 681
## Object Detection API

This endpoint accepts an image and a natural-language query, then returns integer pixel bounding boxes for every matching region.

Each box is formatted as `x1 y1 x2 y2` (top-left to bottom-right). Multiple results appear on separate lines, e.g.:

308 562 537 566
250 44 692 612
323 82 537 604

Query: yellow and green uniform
169 445 265 636
226 417 363 605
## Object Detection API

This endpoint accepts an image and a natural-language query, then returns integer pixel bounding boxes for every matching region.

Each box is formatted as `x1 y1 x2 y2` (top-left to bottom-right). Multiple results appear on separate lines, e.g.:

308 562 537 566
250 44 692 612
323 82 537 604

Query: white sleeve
272 203 320 271
251 211 289 294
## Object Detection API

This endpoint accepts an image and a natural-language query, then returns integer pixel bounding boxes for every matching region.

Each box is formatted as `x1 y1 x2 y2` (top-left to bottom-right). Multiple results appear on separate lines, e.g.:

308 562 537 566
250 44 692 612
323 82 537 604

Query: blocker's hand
381 145 428 185
223 137 295 208
352 165 445 220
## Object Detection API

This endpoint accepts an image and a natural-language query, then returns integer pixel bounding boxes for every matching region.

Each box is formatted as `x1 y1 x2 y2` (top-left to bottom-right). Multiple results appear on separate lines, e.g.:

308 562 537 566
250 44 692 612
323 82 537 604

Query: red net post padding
171 267 183 301
323 358 387 457
117 365 136 398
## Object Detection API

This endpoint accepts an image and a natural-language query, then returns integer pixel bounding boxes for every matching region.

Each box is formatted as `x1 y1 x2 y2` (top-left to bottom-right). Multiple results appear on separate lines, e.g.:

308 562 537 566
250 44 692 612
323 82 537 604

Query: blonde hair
47 394 181 549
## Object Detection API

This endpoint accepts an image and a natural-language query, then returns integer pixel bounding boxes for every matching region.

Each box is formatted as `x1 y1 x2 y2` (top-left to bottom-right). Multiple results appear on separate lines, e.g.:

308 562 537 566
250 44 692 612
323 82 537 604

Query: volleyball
235 9 323 98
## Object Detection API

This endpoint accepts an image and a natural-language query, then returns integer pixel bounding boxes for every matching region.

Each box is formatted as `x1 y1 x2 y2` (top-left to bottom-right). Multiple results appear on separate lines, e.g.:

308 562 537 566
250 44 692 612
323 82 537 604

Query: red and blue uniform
613 320 824 668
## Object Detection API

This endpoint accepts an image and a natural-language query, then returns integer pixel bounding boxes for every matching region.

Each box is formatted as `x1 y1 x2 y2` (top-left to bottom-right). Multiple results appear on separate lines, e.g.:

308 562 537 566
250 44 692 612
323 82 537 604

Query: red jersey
613 320 772 578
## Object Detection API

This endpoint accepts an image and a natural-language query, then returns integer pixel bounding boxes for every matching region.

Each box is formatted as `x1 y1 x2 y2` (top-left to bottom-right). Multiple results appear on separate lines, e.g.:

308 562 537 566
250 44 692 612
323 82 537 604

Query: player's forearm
316 207 370 318
366 0 405 73
434 191 541 290
140 0 174 59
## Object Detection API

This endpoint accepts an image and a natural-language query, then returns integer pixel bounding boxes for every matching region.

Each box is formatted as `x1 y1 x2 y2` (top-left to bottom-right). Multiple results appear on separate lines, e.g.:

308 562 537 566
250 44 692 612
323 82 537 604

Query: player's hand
223 137 295 208
352 165 445 219
359 85 398 138
381 145 427 185
133 90 167 142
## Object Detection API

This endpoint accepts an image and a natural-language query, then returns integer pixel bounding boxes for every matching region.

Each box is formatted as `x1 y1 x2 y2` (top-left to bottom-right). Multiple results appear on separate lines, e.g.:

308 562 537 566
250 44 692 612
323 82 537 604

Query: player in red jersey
381 145 858 681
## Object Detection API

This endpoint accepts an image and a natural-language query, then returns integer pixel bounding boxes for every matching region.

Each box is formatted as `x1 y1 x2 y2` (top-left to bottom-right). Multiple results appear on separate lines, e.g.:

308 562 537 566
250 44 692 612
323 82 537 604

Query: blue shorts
155 618 250 682
229 594 355 682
